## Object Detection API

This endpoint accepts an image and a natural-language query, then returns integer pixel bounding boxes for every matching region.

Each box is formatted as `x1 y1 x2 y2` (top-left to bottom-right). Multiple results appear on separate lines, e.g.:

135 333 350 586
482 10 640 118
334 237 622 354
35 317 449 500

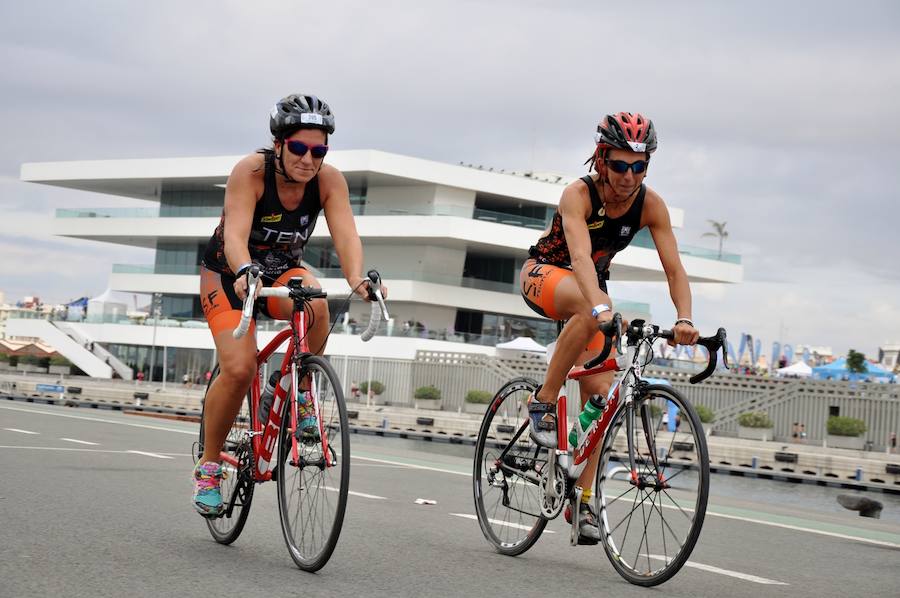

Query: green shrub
465 390 493 404
359 380 385 396
827 416 867 437
0 352 8 362
49 355 72 366
737 411 773 428
414 385 441 400
695 404 715 423
8 355 18 367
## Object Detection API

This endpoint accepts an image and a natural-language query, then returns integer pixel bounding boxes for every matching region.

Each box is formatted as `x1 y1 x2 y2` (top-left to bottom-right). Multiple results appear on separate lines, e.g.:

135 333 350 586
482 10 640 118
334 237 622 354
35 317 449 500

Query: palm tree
702 220 729 259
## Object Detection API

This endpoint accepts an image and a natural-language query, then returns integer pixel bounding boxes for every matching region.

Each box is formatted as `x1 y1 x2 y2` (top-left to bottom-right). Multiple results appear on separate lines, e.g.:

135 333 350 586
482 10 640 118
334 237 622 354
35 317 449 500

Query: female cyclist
191 94 386 516
520 112 699 542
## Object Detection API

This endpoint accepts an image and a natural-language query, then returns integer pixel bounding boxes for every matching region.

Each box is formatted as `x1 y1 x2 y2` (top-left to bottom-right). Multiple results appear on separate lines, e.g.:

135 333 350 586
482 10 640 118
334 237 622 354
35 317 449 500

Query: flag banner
771 342 781 369
754 339 761 365
738 333 748 364
783 344 794 365
803 347 811 364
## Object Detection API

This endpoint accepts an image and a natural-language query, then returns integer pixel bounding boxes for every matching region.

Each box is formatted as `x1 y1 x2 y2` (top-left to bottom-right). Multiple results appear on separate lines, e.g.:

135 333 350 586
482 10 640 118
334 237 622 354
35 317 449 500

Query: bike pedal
576 534 599 546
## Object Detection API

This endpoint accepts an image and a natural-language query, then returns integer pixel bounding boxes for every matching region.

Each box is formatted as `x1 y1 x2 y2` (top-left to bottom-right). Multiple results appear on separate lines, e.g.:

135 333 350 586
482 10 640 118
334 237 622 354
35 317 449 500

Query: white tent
496 336 546 353
776 360 813 378
87 289 151 322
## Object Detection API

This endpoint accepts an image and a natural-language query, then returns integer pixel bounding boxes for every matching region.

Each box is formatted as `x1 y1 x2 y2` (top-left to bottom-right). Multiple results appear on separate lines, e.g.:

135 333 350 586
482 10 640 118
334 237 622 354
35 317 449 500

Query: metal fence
327 352 900 451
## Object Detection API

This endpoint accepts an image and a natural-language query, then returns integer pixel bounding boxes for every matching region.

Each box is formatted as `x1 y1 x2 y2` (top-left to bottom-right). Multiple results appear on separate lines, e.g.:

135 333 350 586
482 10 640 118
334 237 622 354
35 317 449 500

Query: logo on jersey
261 213 282 224
587 220 605 230
620 226 631 236
300 215 309 226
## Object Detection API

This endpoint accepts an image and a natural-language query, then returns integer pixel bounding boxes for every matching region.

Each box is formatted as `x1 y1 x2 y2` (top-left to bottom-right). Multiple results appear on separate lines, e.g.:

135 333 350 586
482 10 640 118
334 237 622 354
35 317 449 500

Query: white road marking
0 404 196 435
353 454 468 477
0 445 190 456
127 450 174 460
4 428 39 435
648 555 787 585
450 512 556 533
325 486 387 500
60 438 98 445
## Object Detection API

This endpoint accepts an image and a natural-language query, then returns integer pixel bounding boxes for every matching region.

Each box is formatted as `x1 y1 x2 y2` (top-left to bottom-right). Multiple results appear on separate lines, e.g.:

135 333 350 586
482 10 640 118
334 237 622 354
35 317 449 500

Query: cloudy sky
1 1 898 359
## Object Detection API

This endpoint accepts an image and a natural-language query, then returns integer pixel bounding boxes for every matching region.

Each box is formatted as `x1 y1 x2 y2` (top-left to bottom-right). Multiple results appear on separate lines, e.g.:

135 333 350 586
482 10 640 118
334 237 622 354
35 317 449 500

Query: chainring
538 462 567 519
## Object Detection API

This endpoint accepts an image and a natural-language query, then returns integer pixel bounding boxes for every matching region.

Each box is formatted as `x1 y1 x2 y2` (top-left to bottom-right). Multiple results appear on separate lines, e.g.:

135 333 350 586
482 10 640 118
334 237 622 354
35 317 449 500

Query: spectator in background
799 423 807 443
136 371 145 385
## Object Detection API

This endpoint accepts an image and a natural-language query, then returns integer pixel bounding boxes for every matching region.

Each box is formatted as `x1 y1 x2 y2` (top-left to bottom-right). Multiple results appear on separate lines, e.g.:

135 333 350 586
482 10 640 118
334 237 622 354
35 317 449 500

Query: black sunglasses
605 158 648 174
285 140 329 159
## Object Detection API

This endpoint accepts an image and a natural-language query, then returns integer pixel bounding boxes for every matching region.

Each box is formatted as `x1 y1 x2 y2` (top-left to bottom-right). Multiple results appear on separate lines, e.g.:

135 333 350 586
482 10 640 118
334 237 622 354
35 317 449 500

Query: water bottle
569 395 606 448
258 371 282 425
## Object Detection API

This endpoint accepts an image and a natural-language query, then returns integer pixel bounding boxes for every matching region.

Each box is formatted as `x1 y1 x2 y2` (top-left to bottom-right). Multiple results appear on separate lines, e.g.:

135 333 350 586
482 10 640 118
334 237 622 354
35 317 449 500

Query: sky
1 1 898 359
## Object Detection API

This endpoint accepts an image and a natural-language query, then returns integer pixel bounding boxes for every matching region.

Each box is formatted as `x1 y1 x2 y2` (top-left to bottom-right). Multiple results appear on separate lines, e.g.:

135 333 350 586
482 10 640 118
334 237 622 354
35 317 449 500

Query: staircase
53 322 133 380
709 381 799 432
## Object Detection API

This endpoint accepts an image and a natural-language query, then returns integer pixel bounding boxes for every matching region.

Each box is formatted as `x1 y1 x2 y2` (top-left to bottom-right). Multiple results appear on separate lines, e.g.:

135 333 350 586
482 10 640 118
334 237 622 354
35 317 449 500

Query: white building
10 150 742 380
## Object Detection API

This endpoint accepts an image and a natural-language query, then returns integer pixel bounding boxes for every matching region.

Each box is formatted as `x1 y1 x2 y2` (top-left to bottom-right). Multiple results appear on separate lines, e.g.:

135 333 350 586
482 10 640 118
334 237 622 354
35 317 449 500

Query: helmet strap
274 142 299 184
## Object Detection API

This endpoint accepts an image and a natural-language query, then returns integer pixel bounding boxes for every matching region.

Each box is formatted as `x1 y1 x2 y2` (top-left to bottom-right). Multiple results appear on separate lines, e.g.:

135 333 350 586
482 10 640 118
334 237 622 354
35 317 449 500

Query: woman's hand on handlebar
233 266 261 302
671 320 700 347
350 276 388 302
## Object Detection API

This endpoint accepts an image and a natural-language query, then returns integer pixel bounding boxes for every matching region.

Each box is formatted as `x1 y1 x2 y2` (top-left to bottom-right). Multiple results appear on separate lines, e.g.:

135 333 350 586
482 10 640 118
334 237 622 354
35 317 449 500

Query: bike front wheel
595 384 709 586
277 355 349 572
473 377 549 556
197 365 255 545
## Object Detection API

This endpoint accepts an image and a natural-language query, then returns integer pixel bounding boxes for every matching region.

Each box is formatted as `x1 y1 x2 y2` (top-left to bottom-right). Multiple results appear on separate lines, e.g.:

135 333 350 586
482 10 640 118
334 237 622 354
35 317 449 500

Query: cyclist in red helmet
520 112 699 543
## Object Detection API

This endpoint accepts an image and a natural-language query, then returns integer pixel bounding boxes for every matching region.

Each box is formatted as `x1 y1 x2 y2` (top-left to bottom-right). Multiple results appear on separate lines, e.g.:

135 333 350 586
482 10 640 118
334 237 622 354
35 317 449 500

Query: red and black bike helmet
595 112 657 154
588 112 657 172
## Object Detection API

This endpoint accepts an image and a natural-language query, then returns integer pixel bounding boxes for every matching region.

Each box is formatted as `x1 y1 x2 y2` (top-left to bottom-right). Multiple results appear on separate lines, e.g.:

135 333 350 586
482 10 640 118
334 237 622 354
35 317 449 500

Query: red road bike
194 267 388 571
473 315 727 585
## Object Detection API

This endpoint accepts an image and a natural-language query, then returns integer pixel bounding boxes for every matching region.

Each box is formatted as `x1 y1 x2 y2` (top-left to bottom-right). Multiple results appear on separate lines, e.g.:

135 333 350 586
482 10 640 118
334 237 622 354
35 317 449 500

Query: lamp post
148 293 162 383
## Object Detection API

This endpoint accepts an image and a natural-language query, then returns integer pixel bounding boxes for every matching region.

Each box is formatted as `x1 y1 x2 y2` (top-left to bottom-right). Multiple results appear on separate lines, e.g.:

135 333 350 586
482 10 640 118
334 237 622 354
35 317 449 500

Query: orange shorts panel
520 258 608 352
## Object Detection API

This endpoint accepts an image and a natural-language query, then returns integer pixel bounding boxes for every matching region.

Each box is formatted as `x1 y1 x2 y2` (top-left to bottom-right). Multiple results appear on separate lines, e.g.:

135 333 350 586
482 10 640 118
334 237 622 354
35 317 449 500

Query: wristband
235 262 254 278
674 318 694 328
591 304 611 318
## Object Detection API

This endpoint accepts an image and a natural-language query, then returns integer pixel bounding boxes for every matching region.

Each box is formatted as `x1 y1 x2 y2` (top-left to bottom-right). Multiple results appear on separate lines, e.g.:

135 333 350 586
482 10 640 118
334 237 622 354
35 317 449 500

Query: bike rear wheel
277 355 349 571
196 365 255 544
596 384 709 586
473 377 549 556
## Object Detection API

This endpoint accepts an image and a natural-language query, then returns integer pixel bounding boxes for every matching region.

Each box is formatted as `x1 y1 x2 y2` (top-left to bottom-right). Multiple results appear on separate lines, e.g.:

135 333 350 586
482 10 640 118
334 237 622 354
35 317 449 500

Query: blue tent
812 358 896 383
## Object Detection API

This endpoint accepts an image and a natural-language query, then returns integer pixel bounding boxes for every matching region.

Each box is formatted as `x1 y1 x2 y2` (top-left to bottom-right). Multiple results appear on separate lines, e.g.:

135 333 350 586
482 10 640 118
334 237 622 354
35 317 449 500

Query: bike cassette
538 463 567 519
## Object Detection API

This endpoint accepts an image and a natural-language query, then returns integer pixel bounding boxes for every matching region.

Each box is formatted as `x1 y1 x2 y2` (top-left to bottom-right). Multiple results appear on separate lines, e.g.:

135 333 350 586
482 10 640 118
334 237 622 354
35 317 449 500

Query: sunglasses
605 158 648 174
285 140 329 159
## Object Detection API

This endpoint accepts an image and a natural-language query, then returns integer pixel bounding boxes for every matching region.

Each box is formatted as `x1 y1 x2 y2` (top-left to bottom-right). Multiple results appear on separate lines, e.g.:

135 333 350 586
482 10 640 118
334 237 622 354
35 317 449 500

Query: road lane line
0 446 193 458
128 450 174 460
325 486 387 500
0 404 195 435
4 428 39 435
450 513 555 533
60 438 99 445
648 555 787 585
353 454 468 477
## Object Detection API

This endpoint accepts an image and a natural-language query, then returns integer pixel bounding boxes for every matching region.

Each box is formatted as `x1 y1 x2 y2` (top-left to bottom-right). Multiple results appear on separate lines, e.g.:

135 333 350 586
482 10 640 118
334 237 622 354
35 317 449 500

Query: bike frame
217 305 330 482
552 338 656 486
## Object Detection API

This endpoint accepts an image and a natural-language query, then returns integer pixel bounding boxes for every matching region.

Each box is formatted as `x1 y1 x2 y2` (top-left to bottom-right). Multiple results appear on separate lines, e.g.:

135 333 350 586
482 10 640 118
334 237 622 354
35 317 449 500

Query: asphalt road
1 401 899 598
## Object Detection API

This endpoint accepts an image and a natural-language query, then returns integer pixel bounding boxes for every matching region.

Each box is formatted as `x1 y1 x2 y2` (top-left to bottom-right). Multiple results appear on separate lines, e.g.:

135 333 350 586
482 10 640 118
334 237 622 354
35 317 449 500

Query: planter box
737 425 772 441
464 401 489 415
826 434 865 450
415 399 442 411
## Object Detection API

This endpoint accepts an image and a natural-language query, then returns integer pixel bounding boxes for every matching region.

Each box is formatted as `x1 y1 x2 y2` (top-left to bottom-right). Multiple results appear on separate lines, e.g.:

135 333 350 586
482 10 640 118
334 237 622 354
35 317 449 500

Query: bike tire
277 355 349 571
595 384 709 586
473 377 549 556
198 365 255 545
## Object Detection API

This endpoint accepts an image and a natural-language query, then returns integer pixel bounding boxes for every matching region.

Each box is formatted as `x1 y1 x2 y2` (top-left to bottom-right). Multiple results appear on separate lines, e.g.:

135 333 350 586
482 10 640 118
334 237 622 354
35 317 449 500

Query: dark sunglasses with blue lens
285 140 329 159
605 158 648 175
